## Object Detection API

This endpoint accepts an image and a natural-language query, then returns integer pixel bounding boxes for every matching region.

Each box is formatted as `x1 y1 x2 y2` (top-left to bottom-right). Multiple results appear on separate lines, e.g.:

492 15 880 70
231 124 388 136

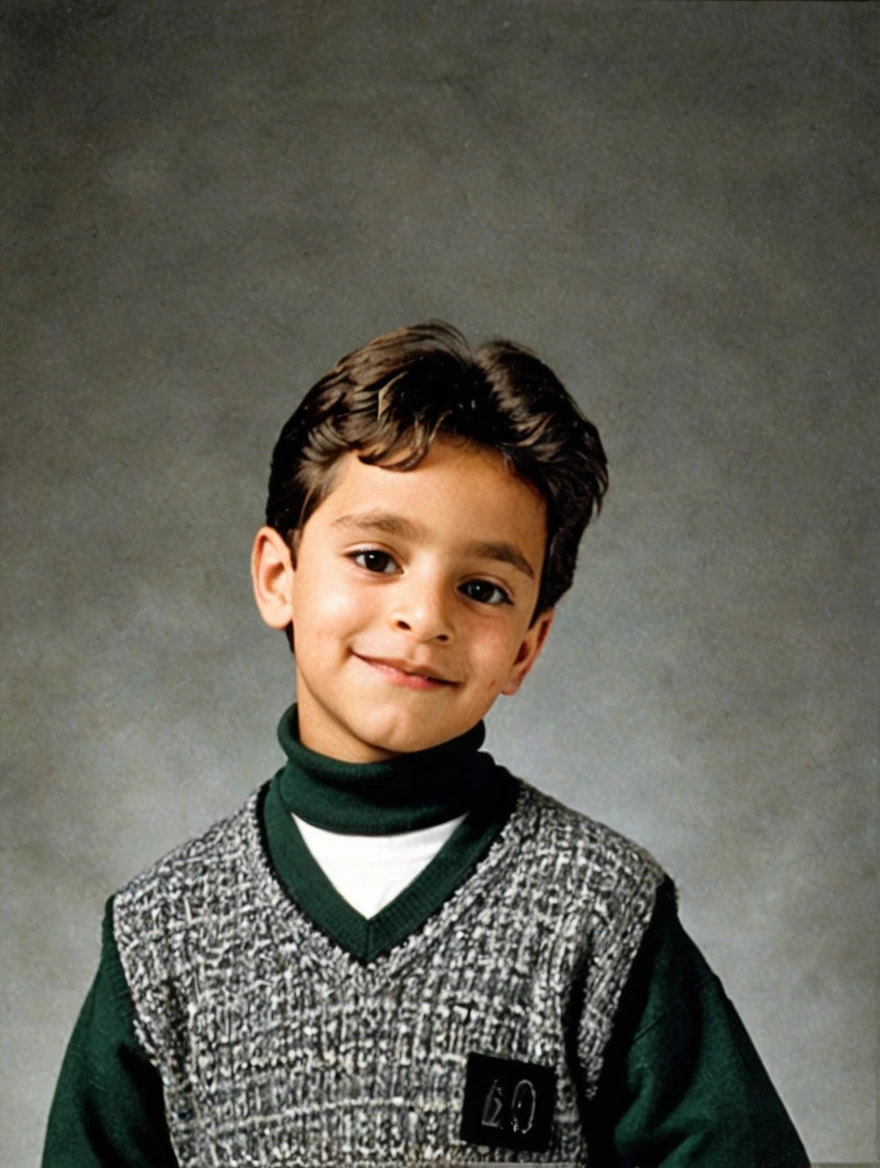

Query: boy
43 323 809 1166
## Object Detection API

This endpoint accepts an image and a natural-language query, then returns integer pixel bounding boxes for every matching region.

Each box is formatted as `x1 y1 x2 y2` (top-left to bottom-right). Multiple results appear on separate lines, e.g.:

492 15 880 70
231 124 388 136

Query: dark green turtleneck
262 705 519 963
273 704 499 833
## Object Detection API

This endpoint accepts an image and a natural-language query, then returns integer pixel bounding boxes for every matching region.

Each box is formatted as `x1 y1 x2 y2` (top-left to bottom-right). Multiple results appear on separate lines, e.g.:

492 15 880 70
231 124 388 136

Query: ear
251 526 296 631
500 609 555 696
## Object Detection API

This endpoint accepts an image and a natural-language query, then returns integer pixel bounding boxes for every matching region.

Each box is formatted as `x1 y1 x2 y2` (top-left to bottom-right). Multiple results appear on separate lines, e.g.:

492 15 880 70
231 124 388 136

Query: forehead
315 439 547 555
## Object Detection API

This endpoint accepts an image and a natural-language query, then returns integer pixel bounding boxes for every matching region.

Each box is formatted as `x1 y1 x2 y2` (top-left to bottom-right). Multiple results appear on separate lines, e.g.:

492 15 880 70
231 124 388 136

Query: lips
354 653 456 689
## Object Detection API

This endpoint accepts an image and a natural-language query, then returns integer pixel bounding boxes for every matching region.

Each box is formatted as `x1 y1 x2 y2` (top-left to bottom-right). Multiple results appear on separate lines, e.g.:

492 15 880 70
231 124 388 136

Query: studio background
2 2 877 1164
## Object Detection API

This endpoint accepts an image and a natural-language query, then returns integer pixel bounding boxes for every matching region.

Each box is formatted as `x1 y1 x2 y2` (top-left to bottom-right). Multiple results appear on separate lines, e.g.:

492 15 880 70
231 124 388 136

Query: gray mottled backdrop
2 2 877 1164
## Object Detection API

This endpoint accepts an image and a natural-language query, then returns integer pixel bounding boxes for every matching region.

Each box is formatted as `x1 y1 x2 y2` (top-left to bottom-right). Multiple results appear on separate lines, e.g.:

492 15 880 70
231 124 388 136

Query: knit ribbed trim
261 768 519 963
275 704 492 833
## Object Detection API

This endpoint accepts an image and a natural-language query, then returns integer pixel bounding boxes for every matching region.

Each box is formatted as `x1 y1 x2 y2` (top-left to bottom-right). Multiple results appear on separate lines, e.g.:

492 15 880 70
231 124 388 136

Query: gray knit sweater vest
113 779 664 1166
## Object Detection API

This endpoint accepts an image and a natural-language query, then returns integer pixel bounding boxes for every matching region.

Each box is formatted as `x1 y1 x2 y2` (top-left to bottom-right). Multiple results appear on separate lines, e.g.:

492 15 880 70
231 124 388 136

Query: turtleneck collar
274 705 496 834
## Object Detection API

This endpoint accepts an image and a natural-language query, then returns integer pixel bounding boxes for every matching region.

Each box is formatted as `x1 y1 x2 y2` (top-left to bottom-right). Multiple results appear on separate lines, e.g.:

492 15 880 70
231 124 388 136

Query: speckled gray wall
2 1 877 1163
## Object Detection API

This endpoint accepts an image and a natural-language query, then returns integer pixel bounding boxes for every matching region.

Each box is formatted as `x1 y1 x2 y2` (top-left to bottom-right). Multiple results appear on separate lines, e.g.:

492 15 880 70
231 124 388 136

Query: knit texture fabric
112 779 665 1166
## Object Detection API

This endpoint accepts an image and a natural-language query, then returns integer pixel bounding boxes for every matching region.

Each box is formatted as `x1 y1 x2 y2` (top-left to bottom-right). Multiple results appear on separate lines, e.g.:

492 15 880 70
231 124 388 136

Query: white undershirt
292 813 468 919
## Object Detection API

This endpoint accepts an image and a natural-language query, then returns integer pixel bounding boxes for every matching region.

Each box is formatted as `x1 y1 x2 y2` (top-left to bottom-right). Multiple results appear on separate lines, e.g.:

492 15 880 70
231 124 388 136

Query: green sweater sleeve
42 899 179 1168
588 880 810 1168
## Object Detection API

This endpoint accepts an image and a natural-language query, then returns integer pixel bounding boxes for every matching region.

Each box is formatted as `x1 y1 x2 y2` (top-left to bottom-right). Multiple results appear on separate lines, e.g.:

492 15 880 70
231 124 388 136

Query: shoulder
115 788 262 903
111 787 266 967
489 776 668 950
110 787 267 1055
512 777 666 891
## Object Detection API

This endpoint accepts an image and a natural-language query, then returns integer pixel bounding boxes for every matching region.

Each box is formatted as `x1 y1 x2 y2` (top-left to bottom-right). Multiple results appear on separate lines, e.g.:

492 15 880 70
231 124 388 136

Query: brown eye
352 550 397 574
460 580 511 606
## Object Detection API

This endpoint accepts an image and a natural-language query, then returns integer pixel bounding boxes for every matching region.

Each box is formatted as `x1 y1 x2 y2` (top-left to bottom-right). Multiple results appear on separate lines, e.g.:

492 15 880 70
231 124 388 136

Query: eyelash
348 549 513 607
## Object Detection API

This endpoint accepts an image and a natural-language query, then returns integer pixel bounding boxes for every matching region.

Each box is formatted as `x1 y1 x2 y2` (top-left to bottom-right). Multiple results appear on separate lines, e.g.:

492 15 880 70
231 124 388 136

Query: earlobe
251 526 296 631
500 609 555 696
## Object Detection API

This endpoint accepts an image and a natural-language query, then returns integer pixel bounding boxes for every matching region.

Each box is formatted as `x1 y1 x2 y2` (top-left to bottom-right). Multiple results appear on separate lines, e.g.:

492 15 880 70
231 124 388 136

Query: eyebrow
331 510 537 580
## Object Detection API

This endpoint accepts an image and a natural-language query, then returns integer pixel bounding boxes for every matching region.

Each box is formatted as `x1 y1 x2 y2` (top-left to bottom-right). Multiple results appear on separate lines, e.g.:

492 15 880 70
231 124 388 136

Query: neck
273 705 495 834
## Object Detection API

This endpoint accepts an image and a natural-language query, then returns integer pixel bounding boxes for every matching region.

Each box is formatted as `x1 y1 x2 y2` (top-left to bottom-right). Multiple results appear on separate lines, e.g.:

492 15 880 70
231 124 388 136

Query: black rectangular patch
460 1051 557 1153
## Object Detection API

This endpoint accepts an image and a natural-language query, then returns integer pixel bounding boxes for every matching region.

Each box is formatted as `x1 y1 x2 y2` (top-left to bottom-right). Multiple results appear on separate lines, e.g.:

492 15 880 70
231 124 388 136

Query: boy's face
252 438 553 762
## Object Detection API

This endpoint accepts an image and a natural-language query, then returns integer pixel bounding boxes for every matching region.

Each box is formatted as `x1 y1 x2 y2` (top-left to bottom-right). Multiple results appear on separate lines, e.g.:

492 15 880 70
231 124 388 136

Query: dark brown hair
266 322 608 617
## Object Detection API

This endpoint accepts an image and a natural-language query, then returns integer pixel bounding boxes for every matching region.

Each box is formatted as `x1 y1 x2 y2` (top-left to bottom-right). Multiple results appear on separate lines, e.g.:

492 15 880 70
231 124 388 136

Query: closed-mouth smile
354 654 456 689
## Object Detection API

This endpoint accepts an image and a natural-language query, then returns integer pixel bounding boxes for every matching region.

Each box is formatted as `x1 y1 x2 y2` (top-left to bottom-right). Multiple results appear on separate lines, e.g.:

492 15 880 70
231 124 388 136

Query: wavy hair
265 322 608 618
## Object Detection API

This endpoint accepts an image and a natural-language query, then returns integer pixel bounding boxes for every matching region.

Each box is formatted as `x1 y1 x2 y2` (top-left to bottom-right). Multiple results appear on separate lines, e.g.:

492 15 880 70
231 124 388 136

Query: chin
356 714 454 758
364 729 439 758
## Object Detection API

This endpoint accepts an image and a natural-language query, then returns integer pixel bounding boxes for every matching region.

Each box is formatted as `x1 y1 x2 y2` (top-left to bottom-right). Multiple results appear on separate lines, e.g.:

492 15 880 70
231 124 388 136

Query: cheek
473 625 524 689
296 574 374 638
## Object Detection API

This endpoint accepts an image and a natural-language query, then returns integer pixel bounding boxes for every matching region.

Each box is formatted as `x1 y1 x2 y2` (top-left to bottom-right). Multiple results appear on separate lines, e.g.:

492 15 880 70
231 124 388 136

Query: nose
389 575 453 643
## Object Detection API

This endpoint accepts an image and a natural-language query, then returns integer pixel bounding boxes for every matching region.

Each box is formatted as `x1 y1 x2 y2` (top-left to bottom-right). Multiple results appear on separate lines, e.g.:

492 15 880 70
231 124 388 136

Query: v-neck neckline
260 768 519 964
